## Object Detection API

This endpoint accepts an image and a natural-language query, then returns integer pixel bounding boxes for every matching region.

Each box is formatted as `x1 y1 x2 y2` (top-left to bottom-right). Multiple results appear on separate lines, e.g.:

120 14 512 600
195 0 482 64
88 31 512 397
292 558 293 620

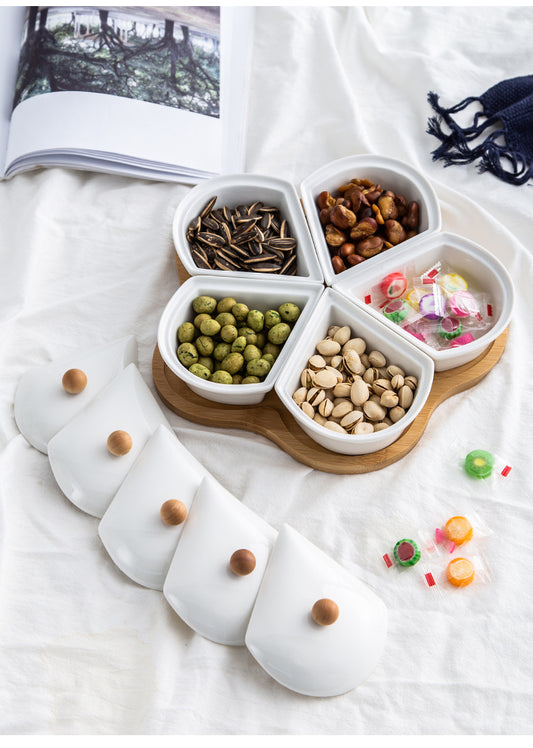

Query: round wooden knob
62 368 87 394
311 598 339 626
229 549 256 576
107 430 132 456
160 499 187 526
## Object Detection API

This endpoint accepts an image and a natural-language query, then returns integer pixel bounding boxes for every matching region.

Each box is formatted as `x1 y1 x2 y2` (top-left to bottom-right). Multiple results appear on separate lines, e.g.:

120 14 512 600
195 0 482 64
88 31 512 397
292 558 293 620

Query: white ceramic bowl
274 288 434 455
157 275 324 405
332 231 514 371
300 154 442 286
173 173 324 283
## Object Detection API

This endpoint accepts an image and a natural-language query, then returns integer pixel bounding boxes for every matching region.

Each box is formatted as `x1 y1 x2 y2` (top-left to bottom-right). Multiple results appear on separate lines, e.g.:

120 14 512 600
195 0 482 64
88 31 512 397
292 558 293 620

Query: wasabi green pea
268 322 291 345
216 312 236 327
210 370 233 384
220 324 238 343
247 309 265 332
177 342 198 367
262 353 275 367
220 352 245 375
255 332 266 349
232 303 249 323
246 358 271 378
231 335 247 353
200 318 221 337
214 342 232 361
264 309 282 328
189 363 211 380
177 322 196 343
278 302 301 322
243 344 262 362
198 356 214 373
217 297 238 314
232 374 243 384
192 295 217 314
242 376 260 384
195 335 214 356
194 313 212 329
238 327 257 345
263 342 280 359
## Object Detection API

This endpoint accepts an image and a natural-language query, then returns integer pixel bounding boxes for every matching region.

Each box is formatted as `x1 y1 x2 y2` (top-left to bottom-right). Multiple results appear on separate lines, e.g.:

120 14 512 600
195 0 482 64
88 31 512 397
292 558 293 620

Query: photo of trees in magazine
13 6 221 117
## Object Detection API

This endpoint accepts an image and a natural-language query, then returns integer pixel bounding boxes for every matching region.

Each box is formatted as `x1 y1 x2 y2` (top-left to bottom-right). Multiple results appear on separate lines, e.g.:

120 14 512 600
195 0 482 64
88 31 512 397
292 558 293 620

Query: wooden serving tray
152 327 508 475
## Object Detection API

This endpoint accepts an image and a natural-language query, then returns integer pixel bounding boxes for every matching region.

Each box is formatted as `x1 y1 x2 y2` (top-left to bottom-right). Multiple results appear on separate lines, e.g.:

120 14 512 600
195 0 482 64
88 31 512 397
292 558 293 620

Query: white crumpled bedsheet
1 6 532 735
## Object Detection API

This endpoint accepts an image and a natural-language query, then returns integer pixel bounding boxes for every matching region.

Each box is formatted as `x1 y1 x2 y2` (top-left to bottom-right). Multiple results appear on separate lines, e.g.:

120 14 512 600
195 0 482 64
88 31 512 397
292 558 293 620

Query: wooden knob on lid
160 499 187 526
62 368 87 394
311 598 339 626
229 549 256 576
107 430 132 456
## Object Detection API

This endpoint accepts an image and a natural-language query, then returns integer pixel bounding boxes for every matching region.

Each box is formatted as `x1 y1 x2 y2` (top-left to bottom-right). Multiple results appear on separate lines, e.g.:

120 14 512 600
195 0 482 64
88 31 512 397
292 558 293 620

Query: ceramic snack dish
332 231 514 371
274 288 434 455
299 153 442 286
157 274 324 406
173 173 325 283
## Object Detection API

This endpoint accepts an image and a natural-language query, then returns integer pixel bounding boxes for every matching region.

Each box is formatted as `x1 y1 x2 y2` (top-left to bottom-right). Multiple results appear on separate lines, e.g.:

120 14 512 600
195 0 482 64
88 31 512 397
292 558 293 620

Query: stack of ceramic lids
14 336 387 698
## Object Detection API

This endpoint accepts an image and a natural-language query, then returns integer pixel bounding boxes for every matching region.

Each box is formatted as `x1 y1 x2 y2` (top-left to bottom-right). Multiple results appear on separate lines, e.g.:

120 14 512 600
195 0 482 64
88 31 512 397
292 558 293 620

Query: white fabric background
1 5 532 735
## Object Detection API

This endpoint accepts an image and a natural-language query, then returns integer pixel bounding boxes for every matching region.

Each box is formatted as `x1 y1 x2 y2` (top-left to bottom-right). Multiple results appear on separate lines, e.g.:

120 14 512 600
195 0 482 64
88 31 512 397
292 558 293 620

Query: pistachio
301 401 315 418
368 350 387 368
333 382 352 398
307 387 326 407
344 349 365 375
404 375 418 391
389 405 406 423
354 422 374 435
316 339 341 357
363 400 387 421
387 364 405 378
342 337 366 355
333 325 352 346
301 368 314 388
391 374 405 390
332 400 353 419
292 386 308 405
313 413 328 426
372 378 393 396
325 421 346 433
313 369 338 389
328 325 341 337
398 385 414 409
330 354 344 369
325 365 344 384
380 390 399 409
318 398 334 418
350 377 370 406
373 422 390 432
308 354 327 371
340 410 364 431
363 367 380 384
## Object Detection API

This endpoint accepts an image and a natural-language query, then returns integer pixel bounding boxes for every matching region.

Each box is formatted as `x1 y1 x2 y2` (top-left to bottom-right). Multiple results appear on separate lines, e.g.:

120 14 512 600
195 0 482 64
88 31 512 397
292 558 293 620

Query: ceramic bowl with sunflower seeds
172 174 324 284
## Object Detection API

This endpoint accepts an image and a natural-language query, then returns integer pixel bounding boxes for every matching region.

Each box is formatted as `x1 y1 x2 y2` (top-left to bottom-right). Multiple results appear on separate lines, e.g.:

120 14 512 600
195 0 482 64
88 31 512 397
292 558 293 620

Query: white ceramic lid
98 425 208 590
14 336 137 453
163 475 277 646
47 363 171 518
245 524 388 697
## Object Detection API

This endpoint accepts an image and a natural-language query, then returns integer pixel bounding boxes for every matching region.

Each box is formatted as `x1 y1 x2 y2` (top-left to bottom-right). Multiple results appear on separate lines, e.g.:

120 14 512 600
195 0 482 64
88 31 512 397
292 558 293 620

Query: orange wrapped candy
444 516 473 546
446 557 475 587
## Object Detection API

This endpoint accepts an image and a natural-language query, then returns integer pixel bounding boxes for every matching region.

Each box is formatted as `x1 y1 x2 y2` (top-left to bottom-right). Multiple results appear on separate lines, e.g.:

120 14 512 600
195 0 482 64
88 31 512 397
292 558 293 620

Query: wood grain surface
152 328 508 474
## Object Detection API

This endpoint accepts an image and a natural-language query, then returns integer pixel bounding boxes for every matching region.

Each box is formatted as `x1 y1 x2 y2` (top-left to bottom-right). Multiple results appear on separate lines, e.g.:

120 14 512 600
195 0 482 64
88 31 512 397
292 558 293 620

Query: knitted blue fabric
427 75 533 185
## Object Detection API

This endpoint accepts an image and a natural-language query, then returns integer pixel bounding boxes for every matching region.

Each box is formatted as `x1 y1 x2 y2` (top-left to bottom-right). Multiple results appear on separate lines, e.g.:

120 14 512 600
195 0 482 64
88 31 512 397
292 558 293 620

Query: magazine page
0 7 26 176
3 6 245 181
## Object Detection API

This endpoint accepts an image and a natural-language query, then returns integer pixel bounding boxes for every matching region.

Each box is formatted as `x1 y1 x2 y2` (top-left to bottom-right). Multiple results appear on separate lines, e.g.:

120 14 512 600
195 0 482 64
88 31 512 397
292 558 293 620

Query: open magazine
0 6 253 183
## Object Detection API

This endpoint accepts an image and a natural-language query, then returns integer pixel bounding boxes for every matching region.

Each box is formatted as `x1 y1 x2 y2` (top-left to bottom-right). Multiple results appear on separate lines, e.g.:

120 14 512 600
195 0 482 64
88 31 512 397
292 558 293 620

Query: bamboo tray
152 327 508 475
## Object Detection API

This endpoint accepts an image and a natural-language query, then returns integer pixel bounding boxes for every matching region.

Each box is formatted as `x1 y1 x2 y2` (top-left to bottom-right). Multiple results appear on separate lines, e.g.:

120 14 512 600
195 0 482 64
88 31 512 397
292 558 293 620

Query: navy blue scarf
427 75 533 185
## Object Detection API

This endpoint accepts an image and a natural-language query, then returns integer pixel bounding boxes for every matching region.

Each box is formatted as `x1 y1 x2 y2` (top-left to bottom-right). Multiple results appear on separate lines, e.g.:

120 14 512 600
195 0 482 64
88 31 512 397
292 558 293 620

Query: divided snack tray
156 154 514 468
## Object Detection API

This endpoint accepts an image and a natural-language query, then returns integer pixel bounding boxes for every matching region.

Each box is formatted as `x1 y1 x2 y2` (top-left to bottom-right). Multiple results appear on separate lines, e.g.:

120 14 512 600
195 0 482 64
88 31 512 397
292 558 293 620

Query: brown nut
403 200 420 230
394 194 407 218
349 216 377 241
330 204 357 230
364 188 382 204
384 219 407 245
229 549 256 576
319 208 331 226
377 195 398 220
325 224 347 247
340 242 356 258
344 189 363 213
331 255 346 274
356 236 384 258
317 190 336 210
346 253 366 266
